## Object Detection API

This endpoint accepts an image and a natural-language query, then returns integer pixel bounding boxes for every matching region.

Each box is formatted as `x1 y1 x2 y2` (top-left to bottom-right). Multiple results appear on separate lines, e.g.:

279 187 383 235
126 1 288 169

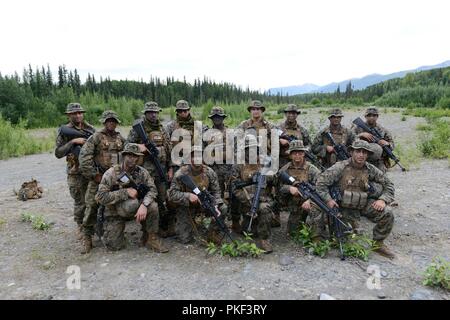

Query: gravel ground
0 109 449 300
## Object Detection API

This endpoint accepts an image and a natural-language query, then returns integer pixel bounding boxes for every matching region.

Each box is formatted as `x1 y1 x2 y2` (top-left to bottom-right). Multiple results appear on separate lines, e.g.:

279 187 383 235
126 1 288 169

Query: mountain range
268 60 450 96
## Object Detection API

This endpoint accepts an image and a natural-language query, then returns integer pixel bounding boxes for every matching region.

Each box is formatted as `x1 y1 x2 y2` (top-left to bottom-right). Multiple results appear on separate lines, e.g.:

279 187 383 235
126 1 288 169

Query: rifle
279 171 352 260
228 180 257 217
278 130 326 172
325 132 350 161
180 174 233 242
352 117 406 171
117 171 150 200
132 121 169 186
59 125 94 157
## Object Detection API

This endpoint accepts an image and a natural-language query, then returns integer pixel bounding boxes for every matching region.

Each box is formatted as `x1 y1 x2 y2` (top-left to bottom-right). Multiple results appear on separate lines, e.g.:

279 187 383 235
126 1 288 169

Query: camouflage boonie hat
142 101 161 113
284 104 301 114
365 107 379 116
65 102 85 114
208 106 227 118
247 100 266 112
121 143 144 156
288 140 308 153
175 100 190 110
328 108 344 118
100 110 121 124
348 140 373 153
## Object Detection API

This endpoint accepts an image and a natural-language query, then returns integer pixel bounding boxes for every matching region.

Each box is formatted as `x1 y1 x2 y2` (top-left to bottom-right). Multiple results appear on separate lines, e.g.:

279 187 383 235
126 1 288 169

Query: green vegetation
20 212 52 231
291 224 377 260
0 116 55 159
418 119 450 159
422 257 450 291
206 233 265 258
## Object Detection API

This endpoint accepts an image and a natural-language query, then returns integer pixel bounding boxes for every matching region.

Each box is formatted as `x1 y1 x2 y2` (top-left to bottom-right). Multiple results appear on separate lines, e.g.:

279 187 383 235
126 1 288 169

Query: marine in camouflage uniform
311 108 355 168
203 106 233 199
278 141 321 236
229 140 276 253
95 143 168 252
351 107 395 173
54 103 95 236
126 102 176 238
236 100 282 229
307 140 396 259
78 111 125 253
167 146 227 245
278 104 311 168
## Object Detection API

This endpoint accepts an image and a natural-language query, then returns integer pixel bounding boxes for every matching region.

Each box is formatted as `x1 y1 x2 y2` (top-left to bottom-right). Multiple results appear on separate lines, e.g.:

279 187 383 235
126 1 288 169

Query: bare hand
289 186 300 196
326 146 335 153
327 199 339 209
301 199 312 211
279 138 290 146
127 188 138 199
371 199 386 212
168 167 174 182
72 138 86 145
378 139 390 146
138 143 147 153
359 132 374 142
135 204 147 222
189 193 199 204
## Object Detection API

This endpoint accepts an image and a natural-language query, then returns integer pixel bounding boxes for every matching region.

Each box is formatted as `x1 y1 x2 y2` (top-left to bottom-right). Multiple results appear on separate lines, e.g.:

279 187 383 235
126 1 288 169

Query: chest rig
143 121 167 163
338 164 369 209
287 162 309 183
95 132 123 172
324 126 348 165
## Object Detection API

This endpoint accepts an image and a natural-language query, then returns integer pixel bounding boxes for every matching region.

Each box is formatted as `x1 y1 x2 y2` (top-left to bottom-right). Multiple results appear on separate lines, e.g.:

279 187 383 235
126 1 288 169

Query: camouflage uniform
351 107 395 173
168 163 227 244
307 141 395 245
54 103 95 227
278 104 311 168
126 102 175 236
79 111 125 242
278 141 321 236
229 151 276 252
311 108 355 168
95 144 165 252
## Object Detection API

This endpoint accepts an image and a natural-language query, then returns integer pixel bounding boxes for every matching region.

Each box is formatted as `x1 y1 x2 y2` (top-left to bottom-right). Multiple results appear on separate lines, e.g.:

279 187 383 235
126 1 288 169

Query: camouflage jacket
229 163 277 205
351 122 395 150
54 121 95 175
168 164 223 208
96 164 157 209
311 125 355 159
79 128 125 180
236 117 278 153
126 117 173 171
316 159 395 204
278 120 311 146
278 161 321 197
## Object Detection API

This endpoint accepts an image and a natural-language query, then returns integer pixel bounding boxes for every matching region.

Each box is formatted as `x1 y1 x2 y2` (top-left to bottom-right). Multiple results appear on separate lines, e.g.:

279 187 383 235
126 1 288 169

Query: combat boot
140 231 148 247
80 235 92 254
231 219 242 234
146 233 169 253
373 240 395 259
258 239 273 254
158 223 176 238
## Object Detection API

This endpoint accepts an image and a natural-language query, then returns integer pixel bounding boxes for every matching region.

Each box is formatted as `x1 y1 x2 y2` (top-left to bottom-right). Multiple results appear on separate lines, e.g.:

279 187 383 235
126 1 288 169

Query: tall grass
418 119 450 159
0 116 55 159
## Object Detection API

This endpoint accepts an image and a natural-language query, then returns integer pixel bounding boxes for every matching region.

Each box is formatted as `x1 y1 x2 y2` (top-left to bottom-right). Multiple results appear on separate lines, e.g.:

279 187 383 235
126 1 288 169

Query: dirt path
0 110 448 300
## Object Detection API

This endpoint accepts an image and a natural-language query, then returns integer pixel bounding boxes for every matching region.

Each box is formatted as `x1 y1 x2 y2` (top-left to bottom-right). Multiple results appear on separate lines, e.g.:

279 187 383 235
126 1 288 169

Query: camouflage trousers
103 202 159 251
210 164 232 199
306 199 394 241
239 202 273 240
82 180 99 236
67 174 89 225
285 201 310 236
175 205 227 244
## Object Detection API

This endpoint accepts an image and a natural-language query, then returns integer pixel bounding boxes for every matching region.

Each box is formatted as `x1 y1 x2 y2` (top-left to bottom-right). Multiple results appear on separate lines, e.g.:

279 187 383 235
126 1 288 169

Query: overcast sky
1 0 449 91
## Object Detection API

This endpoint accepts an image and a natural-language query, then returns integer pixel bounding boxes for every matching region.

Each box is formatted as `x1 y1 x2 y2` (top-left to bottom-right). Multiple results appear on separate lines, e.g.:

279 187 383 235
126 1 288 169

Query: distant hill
269 60 450 95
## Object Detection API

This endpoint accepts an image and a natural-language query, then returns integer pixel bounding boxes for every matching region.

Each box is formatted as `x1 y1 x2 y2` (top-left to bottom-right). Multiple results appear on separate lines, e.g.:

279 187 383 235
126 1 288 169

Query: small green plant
0 218 6 229
307 240 332 258
291 223 313 246
341 234 378 261
20 212 51 230
418 119 450 159
206 233 265 258
422 257 450 291
401 116 407 121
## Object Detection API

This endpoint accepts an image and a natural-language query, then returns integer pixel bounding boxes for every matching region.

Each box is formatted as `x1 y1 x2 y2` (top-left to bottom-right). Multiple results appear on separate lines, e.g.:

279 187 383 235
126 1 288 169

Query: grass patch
422 257 450 291
0 218 6 229
0 116 55 160
20 212 52 231
418 119 450 159
206 233 265 258
394 141 422 170
403 108 450 120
